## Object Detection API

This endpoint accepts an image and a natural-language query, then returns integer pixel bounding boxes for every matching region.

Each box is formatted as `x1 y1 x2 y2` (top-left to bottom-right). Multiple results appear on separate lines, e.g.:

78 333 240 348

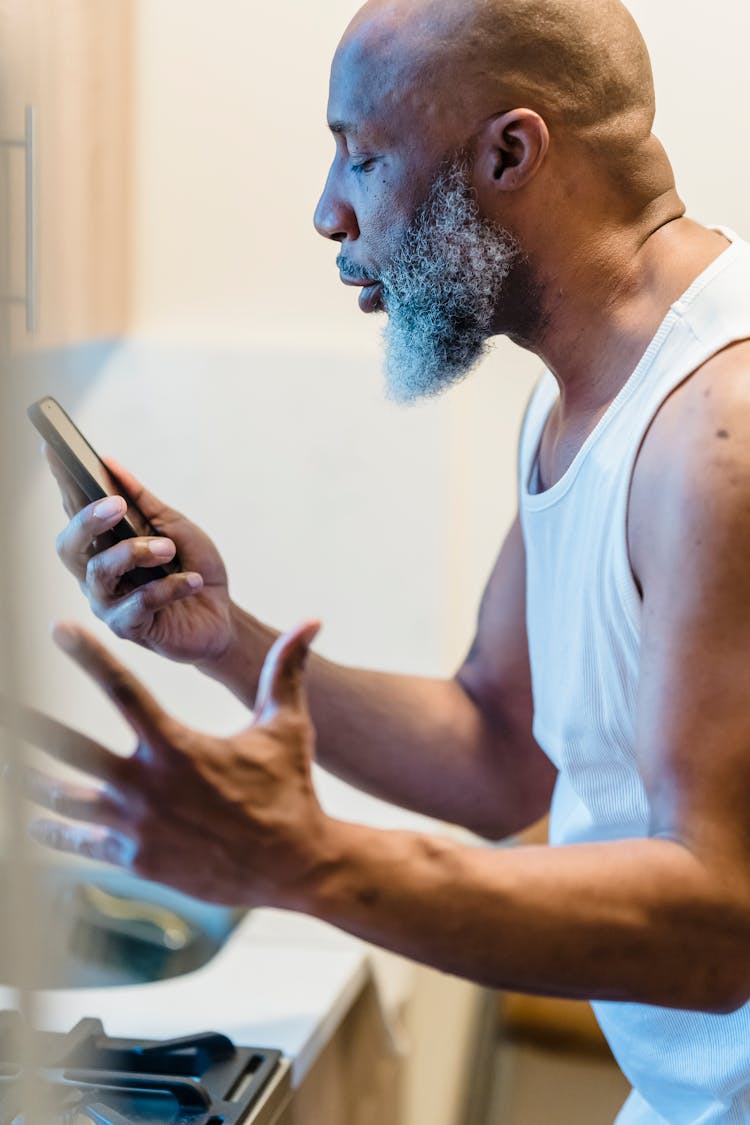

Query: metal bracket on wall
1 106 37 334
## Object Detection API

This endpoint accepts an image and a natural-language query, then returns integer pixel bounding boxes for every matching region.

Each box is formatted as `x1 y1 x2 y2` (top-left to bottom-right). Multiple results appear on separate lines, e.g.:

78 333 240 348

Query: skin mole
717 429 730 440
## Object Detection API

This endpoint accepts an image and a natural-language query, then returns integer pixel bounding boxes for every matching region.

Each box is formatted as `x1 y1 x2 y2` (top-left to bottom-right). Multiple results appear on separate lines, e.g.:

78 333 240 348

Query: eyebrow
328 120 359 137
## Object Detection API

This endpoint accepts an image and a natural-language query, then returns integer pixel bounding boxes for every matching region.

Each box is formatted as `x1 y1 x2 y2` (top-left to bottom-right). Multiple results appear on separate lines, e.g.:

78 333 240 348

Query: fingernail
149 539 175 559
186 573 203 589
94 496 125 520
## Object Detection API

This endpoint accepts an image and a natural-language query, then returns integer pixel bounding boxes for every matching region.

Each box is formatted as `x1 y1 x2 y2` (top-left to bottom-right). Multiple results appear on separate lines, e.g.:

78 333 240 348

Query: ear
475 109 550 193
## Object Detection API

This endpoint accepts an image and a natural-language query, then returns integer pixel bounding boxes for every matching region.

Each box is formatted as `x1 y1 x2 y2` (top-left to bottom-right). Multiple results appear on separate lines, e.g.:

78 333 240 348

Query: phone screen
28 396 181 577
38 396 122 496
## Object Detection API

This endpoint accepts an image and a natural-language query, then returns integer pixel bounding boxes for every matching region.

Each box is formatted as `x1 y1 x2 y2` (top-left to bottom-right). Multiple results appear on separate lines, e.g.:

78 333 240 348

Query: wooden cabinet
0 0 131 352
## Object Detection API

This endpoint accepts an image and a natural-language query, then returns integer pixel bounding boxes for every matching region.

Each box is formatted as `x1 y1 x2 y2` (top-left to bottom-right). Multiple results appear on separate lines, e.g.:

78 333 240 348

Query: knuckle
136 540 159 564
48 783 65 814
54 528 68 559
109 616 130 640
129 587 152 616
106 672 139 710
86 551 108 588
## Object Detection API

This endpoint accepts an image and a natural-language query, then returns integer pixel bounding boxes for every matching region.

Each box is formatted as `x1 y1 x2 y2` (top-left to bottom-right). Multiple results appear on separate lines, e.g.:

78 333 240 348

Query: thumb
254 620 321 723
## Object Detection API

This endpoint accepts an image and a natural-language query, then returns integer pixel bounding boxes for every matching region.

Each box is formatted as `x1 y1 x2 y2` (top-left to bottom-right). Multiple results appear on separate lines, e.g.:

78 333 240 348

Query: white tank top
519 228 750 1125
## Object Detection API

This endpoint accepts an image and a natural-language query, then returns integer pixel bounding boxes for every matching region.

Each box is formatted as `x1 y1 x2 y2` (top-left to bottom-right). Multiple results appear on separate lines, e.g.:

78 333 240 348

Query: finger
55 495 128 581
29 818 136 869
86 536 178 601
52 624 174 746
254 619 321 721
0 696 126 784
15 764 129 827
106 572 204 641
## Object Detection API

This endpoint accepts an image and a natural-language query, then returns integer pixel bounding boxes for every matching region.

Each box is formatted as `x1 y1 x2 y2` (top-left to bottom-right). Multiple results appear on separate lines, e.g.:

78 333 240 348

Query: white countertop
1 909 381 1086
0 775 469 1086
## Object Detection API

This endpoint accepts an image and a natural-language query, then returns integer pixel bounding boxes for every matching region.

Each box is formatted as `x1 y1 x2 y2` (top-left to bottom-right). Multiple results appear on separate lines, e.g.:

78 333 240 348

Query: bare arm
206 516 556 839
47 447 552 840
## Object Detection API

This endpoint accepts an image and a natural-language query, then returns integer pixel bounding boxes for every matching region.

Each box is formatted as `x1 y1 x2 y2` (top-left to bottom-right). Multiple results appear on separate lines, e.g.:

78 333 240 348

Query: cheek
358 188 414 269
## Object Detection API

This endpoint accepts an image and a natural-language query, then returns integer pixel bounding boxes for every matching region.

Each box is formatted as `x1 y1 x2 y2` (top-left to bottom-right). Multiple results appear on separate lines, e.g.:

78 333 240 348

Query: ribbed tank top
519 228 750 1124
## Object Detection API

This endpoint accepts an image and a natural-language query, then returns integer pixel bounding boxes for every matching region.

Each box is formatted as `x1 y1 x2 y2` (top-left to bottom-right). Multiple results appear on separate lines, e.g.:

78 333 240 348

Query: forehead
327 18 460 150
327 33 406 142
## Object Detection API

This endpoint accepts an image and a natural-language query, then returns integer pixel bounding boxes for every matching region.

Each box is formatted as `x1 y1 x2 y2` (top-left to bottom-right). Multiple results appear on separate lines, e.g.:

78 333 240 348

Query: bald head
339 0 656 174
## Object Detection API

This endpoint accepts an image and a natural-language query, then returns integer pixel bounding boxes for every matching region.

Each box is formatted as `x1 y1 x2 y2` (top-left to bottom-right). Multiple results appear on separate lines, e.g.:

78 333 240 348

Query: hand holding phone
29 396 182 584
30 397 235 664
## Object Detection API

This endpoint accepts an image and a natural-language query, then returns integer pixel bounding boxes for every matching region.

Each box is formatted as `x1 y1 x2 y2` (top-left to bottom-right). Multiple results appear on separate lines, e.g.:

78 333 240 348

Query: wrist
283 814 360 917
197 603 278 705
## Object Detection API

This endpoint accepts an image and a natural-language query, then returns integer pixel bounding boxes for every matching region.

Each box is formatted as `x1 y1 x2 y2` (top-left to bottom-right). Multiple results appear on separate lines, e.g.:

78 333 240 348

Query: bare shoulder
629 338 750 593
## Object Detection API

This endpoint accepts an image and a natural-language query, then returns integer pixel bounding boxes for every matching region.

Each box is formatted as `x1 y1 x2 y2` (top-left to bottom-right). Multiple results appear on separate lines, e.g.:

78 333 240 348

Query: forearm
202 604 554 838
300 823 750 1013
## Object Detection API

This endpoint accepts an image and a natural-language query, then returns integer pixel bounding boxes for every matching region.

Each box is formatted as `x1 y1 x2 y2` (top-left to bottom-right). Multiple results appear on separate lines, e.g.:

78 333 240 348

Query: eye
351 157 377 175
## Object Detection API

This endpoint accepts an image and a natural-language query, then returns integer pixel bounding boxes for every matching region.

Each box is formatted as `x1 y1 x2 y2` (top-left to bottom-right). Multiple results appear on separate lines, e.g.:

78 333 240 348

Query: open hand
19 619 328 908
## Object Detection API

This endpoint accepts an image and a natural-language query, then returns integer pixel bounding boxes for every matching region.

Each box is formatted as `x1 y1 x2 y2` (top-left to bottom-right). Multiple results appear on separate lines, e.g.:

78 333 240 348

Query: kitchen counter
0 780 487 1124
0 907 385 1088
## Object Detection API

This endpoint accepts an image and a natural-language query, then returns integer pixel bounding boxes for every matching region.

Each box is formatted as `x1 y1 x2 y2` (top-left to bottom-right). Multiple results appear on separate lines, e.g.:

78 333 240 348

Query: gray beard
378 158 520 404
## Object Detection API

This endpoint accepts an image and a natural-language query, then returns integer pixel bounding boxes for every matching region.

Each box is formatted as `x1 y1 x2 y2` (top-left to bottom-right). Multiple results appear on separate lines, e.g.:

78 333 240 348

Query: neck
507 204 729 422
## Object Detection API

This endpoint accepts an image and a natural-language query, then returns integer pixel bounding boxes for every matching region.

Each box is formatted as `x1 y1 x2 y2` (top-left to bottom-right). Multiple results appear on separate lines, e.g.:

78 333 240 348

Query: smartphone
28 395 181 584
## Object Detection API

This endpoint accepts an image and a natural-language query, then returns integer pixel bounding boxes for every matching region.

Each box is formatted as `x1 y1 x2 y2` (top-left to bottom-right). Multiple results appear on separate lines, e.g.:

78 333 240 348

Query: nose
314 164 359 243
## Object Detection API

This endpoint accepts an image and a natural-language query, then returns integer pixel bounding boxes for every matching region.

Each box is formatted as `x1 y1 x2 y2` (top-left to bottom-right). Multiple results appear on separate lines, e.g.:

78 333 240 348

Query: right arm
49 448 554 840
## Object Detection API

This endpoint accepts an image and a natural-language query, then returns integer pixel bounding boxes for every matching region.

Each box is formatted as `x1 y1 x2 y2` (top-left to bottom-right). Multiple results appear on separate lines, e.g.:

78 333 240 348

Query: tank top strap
518 370 559 494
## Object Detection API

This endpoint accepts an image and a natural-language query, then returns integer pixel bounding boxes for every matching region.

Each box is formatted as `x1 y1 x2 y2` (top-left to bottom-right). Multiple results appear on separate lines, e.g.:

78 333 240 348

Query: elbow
707 898 750 1014
706 969 750 1016
452 678 556 841
653 954 750 1016
645 885 750 1014
457 782 552 843
706 988 750 1017
687 915 750 1015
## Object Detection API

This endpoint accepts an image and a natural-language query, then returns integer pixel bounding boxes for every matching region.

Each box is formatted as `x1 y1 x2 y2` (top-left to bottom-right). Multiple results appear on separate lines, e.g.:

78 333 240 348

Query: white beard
378 157 520 404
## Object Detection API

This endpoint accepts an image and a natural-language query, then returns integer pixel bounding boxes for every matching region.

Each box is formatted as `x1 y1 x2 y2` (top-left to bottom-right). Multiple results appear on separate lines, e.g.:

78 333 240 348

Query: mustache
336 254 382 284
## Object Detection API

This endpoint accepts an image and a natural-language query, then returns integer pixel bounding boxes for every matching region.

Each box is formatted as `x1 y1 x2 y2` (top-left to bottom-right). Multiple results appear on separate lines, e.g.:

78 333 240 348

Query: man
23 0 750 1119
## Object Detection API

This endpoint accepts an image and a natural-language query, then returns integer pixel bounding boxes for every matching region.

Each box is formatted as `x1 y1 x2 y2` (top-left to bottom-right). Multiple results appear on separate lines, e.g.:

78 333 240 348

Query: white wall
130 0 750 341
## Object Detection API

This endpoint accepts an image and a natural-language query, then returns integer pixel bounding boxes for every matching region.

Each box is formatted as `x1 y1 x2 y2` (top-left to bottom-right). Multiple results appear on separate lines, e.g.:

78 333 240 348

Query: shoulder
629 338 750 597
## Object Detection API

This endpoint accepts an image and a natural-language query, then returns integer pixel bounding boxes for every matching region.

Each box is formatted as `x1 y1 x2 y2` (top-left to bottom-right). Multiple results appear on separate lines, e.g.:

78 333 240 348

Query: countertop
0 776 471 1088
0 908 384 1086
